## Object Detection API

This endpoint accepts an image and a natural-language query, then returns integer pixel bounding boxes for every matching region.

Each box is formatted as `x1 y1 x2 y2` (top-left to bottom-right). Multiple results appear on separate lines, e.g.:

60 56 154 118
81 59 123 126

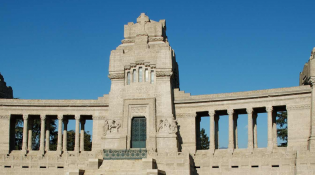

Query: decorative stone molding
149 37 164 42
121 39 135 44
108 73 125 80
75 115 80 120
287 104 311 111
40 115 46 120
103 119 121 136
0 115 9 120
157 119 177 134
156 71 173 77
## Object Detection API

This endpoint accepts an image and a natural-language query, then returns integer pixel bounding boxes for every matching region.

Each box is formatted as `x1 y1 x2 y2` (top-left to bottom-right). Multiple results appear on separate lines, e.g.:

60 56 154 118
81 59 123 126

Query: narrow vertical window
127 72 130 85
139 67 143 82
145 69 149 82
151 70 154 84
133 69 136 82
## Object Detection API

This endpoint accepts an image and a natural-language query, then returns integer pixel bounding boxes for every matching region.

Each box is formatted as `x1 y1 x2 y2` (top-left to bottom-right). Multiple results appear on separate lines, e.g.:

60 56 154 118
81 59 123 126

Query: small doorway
131 117 146 148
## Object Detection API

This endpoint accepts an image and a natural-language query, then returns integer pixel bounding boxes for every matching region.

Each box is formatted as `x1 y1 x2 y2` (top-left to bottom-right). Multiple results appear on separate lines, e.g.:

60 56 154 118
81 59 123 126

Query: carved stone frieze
121 39 135 44
156 71 173 77
176 113 195 118
103 119 121 136
148 37 164 42
157 119 178 134
0 115 9 120
108 73 125 79
287 104 311 111
130 106 147 115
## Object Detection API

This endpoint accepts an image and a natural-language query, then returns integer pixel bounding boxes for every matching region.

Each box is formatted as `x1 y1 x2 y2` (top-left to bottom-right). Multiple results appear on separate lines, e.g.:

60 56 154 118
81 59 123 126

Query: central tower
105 13 179 153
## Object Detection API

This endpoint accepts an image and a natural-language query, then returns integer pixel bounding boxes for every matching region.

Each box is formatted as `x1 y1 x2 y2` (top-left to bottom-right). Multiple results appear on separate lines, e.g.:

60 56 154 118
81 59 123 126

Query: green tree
66 130 92 151
200 128 210 149
276 111 287 147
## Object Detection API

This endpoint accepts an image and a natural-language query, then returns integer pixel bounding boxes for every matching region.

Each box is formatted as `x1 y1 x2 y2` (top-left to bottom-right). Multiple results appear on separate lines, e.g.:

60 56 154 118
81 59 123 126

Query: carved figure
158 119 178 134
103 120 109 136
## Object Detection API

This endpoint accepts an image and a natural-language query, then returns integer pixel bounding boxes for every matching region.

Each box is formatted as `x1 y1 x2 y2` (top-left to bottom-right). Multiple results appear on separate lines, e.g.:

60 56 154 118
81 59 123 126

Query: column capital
266 106 273 113
309 77 315 87
57 115 63 120
208 110 215 116
246 108 253 114
227 109 234 115
75 115 80 120
40 115 46 120
23 114 28 120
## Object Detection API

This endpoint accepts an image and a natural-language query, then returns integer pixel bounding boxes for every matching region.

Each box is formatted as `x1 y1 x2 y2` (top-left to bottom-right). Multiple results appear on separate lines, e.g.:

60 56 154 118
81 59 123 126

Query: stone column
27 118 33 151
267 106 273 151
253 113 258 148
63 119 68 152
215 115 219 149
247 108 253 151
45 118 50 152
40 115 46 154
209 110 215 153
80 119 85 152
234 114 238 149
227 109 234 151
57 115 63 154
22 114 28 154
75 115 80 153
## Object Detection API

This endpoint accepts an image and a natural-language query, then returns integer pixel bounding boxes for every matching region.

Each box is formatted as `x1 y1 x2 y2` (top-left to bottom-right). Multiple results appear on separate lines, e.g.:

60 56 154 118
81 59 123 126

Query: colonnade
207 106 281 152
18 114 88 154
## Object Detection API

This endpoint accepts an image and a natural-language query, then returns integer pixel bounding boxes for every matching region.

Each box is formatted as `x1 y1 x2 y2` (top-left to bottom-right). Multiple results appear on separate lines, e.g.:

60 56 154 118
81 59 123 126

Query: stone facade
0 73 13 99
0 13 315 175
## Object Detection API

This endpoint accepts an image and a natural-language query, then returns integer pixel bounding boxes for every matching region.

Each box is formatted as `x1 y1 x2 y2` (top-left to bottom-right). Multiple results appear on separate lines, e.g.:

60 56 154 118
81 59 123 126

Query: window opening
9 115 23 151
145 69 149 82
150 70 154 84
196 112 210 150
274 106 287 147
133 69 136 82
127 72 130 85
139 67 143 82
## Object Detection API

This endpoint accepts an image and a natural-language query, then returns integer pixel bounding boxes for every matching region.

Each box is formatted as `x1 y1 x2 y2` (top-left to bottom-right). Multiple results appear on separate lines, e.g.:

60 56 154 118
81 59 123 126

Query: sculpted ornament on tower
103 119 121 136
157 119 178 134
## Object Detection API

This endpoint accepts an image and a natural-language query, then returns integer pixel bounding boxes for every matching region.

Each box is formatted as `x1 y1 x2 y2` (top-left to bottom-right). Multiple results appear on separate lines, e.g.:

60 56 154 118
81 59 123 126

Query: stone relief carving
0 115 9 120
103 119 121 136
131 106 147 114
287 104 311 111
108 73 125 79
157 119 177 134
156 71 173 77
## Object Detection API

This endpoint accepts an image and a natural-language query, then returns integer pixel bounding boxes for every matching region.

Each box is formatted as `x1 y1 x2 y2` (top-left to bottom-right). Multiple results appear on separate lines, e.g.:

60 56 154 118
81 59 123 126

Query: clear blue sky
1 0 314 148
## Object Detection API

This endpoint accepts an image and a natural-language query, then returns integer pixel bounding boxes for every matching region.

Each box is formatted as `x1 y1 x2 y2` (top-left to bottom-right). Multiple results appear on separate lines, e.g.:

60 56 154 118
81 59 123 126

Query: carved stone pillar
267 106 273 151
80 119 85 152
40 115 46 154
27 118 33 151
63 119 68 152
247 108 253 151
45 118 50 152
57 115 63 154
209 110 215 153
227 109 234 151
75 115 80 153
22 114 28 154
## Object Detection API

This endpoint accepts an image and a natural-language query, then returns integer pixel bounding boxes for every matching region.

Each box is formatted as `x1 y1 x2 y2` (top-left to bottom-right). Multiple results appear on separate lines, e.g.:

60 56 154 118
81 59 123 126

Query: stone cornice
174 86 312 104
0 99 109 107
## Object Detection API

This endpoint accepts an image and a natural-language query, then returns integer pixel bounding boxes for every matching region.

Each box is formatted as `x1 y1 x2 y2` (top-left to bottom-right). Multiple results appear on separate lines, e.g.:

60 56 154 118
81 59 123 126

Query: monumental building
0 13 315 175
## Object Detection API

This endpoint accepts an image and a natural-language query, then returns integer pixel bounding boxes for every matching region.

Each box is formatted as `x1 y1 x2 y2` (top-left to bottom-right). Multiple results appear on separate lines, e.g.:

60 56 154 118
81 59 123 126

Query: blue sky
1 0 314 148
